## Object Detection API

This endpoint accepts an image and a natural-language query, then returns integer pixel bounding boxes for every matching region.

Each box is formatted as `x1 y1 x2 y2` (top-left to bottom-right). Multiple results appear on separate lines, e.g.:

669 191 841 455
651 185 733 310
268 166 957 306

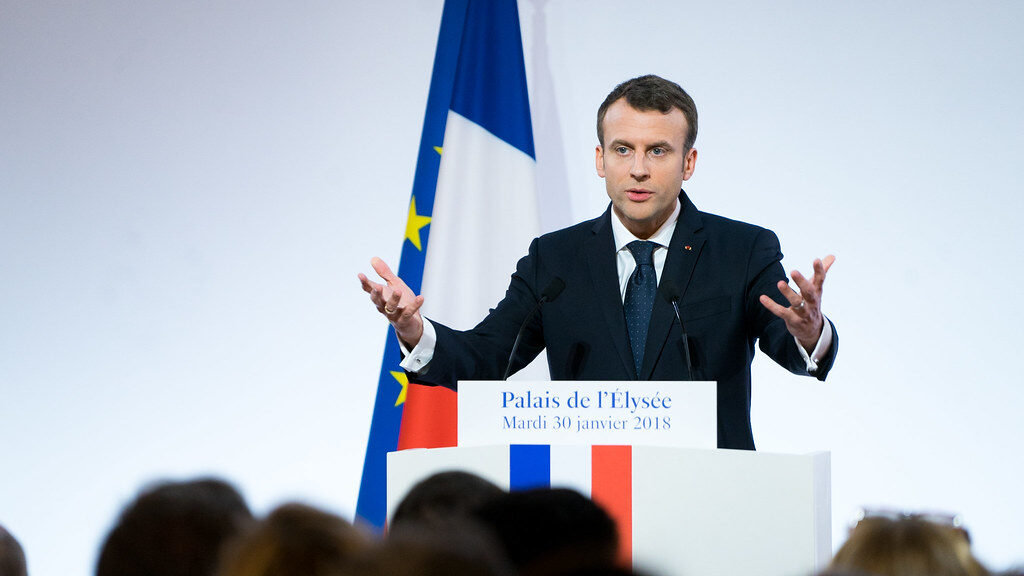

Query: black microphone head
659 279 680 304
541 277 566 302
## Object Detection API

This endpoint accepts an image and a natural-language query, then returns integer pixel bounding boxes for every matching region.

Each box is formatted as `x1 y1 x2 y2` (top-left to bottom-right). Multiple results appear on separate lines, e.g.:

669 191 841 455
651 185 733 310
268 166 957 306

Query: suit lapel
585 209 637 379
640 191 705 380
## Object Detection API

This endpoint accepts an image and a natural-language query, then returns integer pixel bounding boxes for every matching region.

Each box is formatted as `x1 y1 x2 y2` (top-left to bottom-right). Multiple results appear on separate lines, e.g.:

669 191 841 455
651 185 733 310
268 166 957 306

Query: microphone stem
502 296 547 381
671 300 694 380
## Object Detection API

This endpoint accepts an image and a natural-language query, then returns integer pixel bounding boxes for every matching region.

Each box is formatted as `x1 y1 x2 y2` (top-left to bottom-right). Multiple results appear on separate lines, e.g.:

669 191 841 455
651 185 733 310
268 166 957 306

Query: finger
776 280 803 308
385 289 402 313
362 276 393 313
372 286 388 313
399 295 426 320
790 270 817 305
822 254 836 274
370 285 391 310
359 273 382 295
812 255 835 292
370 257 398 284
760 294 792 320
810 259 826 292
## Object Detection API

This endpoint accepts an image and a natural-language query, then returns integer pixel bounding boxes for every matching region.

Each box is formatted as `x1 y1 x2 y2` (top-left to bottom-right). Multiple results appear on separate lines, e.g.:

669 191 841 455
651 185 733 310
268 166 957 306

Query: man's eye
650 147 665 156
616 146 630 154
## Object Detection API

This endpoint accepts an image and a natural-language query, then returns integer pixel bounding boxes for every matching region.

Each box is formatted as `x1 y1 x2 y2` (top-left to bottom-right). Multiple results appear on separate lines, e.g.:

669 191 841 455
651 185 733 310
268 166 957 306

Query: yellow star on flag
433 146 443 155
405 196 432 251
390 370 409 407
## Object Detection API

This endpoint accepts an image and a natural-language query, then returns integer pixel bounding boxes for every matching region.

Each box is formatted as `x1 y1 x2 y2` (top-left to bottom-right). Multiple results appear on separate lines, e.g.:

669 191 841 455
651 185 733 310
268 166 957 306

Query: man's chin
612 210 655 234
616 207 655 223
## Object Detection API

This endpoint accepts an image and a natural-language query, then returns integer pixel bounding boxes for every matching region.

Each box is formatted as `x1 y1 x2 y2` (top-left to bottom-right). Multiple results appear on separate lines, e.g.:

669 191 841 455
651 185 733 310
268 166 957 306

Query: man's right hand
358 257 425 348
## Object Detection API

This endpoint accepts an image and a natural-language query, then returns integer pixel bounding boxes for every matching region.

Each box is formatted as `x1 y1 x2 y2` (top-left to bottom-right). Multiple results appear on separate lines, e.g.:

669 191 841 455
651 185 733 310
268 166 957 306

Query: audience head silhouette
390 470 503 530
474 487 619 575
0 523 28 576
96 477 252 576
348 518 514 576
216 502 369 576
829 511 989 576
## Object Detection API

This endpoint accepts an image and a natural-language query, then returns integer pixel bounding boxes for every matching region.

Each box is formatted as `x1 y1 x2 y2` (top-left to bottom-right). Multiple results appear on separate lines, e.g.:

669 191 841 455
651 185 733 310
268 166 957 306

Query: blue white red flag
355 0 540 532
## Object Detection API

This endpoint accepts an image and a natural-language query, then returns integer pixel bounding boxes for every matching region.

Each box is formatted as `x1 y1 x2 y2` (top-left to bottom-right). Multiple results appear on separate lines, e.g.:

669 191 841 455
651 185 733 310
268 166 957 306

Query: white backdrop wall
2 2 1022 575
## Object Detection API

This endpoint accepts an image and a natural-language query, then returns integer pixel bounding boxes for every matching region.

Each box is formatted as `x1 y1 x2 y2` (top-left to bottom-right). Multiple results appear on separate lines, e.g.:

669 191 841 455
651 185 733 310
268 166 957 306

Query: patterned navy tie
624 240 657 377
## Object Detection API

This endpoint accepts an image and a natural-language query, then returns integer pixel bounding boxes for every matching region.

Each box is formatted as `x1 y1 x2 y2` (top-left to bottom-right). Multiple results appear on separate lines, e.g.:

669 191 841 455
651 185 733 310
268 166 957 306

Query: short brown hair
830 515 989 576
217 503 370 576
596 75 698 150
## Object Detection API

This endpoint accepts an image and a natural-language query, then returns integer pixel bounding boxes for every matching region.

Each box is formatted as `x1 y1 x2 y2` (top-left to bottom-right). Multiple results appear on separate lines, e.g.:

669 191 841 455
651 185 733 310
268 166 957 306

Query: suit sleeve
407 238 547 390
746 228 838 380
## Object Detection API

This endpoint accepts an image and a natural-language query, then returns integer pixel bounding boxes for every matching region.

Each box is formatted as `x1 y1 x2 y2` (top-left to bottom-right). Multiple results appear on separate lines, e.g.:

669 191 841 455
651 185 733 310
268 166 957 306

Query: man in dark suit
359 75 836 449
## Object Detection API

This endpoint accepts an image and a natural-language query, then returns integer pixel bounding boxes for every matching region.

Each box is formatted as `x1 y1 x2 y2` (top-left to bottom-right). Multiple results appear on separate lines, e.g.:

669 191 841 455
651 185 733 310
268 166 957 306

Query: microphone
502 277 566 381
659 280 693 381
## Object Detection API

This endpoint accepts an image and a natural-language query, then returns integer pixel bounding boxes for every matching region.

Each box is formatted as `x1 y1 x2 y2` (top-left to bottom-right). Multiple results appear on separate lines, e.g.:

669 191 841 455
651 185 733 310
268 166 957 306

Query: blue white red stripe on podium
509 444 633 565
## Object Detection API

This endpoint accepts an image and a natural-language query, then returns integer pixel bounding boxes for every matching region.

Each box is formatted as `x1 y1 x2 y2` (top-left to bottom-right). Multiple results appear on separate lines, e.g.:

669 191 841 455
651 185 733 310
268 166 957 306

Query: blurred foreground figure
96 477 252 576
0 523 28 576
474 488 619 576
828 510 990 576
349 520 515 576
390 470 503 530
217 503 369 576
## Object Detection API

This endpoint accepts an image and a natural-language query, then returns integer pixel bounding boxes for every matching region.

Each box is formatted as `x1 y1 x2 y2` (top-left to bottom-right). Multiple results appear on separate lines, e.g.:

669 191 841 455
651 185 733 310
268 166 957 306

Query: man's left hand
759 255 835 353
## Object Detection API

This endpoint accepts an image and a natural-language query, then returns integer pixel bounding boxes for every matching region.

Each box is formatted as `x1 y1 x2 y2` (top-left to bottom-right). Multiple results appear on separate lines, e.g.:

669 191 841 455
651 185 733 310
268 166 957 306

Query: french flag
399 0 542 451
357 0 548 532
509 444 634 566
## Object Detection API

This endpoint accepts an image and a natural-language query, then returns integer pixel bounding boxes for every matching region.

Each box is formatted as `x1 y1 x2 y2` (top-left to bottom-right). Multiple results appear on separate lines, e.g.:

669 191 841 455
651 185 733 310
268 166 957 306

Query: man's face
596 99 697 239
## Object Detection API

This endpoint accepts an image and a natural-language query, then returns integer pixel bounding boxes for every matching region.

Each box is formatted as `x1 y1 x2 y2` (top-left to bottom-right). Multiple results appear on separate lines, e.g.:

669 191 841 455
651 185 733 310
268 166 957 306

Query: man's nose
630 154 649 180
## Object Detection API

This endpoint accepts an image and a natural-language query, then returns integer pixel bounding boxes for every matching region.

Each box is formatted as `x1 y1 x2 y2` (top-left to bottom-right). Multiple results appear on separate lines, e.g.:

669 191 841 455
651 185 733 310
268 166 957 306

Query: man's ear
595 145 605 178
682 147 698 181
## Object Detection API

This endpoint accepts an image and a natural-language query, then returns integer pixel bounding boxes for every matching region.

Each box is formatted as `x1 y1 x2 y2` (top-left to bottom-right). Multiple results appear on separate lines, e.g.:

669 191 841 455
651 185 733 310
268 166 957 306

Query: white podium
386 381 831 576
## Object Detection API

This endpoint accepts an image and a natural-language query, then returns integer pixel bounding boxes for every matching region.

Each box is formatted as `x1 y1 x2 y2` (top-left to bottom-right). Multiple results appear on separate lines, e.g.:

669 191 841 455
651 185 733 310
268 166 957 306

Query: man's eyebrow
602 137 675 148
606 138 675 150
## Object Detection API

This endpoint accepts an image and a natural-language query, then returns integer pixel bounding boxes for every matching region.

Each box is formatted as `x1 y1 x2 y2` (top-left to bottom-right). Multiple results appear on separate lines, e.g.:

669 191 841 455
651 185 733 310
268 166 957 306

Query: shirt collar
610 198 681 252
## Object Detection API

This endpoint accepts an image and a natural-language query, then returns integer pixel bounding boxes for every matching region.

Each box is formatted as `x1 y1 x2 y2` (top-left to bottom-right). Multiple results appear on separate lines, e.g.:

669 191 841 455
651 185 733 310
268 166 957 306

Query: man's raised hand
358 257 425 348
759 255 835 353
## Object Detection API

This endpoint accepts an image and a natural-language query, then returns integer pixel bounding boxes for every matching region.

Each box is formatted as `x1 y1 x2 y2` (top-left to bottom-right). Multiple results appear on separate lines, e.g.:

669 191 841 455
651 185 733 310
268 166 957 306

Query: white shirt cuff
794 315 833 373
398 318 436 374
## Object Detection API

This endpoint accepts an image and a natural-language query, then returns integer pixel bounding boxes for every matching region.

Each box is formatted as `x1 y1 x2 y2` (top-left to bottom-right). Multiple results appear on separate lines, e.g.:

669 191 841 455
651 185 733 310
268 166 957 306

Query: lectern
386 381 831 576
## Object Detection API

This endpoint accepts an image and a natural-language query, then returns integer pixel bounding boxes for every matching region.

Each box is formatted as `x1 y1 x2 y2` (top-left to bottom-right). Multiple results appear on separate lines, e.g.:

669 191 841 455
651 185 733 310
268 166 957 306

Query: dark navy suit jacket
410 191 838 450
